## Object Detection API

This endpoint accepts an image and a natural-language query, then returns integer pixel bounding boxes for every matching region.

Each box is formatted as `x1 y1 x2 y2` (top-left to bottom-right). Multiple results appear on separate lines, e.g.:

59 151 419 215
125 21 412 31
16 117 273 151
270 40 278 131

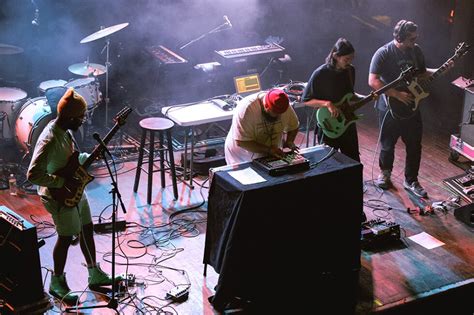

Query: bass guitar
317 66 415 139
49 107 132 207
388 42 470 119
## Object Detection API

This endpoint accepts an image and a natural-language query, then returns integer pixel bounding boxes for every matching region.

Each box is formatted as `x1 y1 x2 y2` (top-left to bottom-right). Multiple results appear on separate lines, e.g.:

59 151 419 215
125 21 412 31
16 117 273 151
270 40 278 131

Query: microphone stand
179 21 230 50
66 145 127 313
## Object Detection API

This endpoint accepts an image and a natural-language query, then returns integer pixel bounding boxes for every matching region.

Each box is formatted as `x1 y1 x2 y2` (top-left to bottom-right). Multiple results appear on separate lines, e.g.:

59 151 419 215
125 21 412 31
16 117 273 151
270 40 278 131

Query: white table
162 98 307 187
162 100 234 187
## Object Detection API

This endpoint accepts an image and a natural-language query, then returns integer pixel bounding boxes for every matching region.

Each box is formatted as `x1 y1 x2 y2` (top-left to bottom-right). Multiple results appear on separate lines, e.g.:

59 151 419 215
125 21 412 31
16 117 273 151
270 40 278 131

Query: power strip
94 220 127 233
166 285 189 302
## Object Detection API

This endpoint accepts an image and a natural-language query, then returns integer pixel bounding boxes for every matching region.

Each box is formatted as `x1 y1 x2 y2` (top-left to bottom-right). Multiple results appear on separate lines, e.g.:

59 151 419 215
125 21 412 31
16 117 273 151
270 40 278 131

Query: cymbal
80 22 129 44
0 43 24 55
68 62 106 76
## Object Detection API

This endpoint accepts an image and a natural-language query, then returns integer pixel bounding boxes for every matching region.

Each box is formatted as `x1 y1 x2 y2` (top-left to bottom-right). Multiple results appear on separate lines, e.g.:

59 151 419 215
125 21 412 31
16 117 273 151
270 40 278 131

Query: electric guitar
388 42 470 119
316 67 415 139
49 107 132 207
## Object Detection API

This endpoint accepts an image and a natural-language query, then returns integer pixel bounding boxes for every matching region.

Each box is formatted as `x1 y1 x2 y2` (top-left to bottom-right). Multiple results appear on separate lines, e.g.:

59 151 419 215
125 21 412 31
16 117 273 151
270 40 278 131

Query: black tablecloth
204 146 363 312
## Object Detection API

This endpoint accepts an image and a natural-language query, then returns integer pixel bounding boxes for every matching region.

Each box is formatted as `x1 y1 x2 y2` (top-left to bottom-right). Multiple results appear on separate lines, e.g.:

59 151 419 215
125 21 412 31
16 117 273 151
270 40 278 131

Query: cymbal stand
101 37 111 126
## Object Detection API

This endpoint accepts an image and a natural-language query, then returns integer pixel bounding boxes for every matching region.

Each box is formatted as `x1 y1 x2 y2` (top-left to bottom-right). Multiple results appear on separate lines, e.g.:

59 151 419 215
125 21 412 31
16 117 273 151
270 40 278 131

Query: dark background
0 0 473 138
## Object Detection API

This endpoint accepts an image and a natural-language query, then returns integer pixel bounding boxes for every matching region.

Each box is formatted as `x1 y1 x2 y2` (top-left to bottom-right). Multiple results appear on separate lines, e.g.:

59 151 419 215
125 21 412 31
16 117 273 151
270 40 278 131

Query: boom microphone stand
66 142 127 313
179 15 231 50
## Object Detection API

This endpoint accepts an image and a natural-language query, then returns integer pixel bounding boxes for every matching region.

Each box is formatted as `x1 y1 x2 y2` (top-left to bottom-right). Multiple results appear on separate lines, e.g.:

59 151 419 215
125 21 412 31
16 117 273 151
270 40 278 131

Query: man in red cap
225 88 299 164
28 88 121 305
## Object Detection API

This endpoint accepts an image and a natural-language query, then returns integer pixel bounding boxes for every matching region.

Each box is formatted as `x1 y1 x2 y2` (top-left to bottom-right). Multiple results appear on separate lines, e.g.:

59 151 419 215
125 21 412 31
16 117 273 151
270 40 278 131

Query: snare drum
64 78 101 110
38 79 67 96
14 97 52 153
0 87 28 139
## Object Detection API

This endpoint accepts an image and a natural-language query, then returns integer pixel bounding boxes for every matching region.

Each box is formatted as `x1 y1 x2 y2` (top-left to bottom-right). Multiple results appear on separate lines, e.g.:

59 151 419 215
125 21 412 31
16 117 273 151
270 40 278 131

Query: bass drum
14 97 52 154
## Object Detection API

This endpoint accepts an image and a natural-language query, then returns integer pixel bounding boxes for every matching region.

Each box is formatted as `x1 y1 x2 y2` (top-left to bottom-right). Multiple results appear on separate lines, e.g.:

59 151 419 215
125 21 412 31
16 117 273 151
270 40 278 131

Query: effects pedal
361 219 401 249
457 173 474 187
119 273 136 286
166 285 189 302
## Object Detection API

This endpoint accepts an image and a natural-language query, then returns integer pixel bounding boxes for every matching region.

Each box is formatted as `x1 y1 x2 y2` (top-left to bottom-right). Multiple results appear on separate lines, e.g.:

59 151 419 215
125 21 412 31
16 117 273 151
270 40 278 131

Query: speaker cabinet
454 203 474 227
460 87 474 145
0 206 45 308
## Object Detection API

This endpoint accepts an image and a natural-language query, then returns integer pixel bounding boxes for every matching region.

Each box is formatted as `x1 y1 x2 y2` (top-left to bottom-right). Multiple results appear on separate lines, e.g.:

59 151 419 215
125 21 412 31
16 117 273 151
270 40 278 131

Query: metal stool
133 117 178 204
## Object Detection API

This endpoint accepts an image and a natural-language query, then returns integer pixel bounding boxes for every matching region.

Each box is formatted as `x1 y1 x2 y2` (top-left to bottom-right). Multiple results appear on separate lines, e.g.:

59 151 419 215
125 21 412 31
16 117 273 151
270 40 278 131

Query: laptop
234 73 261 97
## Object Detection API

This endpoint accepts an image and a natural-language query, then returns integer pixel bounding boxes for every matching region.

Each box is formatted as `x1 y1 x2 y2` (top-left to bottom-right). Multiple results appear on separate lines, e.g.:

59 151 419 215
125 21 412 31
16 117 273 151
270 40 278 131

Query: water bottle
8 174 17 196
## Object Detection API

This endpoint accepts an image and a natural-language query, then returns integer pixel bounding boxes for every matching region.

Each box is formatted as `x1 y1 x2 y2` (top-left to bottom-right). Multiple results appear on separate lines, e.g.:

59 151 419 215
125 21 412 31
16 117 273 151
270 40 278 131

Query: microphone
93 133 112 156
31 9 39 26
223 15 232 28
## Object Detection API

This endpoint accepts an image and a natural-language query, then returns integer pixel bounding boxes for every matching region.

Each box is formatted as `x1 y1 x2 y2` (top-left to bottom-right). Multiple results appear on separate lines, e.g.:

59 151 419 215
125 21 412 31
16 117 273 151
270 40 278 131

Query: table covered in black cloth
203 146 363 312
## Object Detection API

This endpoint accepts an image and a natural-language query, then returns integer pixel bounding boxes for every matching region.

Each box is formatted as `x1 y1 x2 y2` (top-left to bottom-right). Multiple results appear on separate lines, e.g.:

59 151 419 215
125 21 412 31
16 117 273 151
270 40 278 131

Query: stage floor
1 115 474 314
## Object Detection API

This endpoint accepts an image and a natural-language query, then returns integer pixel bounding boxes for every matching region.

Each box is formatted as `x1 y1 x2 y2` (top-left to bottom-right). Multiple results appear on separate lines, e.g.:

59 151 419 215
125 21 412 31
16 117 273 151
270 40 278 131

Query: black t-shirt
369 41 426 110
302 63 355 104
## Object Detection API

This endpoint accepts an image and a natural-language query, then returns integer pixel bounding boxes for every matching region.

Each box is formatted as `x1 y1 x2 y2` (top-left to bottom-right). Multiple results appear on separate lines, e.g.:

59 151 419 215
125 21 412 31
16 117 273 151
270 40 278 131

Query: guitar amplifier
0 206 46 310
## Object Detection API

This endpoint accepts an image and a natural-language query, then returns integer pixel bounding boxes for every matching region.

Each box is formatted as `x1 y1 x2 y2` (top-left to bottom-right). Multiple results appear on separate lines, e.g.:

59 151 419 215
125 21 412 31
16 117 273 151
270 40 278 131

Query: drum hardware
79 23 129 127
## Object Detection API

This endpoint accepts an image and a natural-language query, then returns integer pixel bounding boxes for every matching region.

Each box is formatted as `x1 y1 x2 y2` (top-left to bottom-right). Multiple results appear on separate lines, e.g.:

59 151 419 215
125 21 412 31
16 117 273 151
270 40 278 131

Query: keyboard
146 45 188 65
215 43 285 65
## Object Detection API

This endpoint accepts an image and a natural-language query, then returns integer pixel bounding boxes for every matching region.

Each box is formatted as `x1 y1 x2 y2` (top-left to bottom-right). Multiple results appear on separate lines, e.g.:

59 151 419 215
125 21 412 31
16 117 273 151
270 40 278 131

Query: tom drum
38 79 67 96
0 87 28 139
64 78 101 110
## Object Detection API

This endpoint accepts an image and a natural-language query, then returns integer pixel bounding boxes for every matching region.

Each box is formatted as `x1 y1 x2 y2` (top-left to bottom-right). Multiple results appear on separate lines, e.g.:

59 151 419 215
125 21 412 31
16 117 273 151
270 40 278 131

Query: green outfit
27 120 92 236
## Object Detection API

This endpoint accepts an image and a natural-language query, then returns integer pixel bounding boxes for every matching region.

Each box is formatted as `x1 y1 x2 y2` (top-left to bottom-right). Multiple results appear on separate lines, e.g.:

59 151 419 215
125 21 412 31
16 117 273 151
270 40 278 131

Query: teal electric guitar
316 67 415 139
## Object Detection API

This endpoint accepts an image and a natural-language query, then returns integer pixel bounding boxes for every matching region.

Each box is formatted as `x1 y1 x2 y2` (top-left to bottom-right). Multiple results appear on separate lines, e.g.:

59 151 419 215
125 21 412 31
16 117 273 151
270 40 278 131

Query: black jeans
378 109 423 183
318 123 360 162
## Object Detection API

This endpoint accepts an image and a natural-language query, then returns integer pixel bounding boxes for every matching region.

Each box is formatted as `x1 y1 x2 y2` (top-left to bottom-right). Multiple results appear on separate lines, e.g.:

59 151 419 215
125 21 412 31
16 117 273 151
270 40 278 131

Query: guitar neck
430 55 457 82
82 124 120 169
352 75 405 111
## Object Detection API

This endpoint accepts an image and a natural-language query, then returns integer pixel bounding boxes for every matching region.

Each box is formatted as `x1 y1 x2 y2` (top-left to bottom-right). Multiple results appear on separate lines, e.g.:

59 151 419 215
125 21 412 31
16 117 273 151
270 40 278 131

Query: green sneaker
88 264 123 288
49 274 79 305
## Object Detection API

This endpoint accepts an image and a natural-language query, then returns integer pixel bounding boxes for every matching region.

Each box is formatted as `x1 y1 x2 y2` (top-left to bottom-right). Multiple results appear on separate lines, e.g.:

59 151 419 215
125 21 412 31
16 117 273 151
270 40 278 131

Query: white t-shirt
224 92 299 165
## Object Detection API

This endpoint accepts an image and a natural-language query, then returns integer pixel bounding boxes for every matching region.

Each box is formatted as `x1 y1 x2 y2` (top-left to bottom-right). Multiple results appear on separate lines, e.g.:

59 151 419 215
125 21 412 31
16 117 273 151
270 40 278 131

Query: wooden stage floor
1 114 474 314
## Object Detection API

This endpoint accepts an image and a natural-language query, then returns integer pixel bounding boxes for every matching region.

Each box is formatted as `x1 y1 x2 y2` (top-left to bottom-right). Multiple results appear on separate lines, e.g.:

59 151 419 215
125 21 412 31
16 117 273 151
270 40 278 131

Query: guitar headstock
113 106 133 126
455 42 470 58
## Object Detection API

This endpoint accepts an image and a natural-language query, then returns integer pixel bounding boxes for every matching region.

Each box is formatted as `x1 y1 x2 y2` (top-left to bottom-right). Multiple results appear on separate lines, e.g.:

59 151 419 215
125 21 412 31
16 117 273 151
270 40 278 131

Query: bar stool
133 117 178 204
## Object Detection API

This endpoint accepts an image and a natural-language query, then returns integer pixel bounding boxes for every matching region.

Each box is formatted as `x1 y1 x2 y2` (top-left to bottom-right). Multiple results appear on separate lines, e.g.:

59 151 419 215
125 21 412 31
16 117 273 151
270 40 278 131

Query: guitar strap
347 67 354 90
67 130 82 153
409 47 421 73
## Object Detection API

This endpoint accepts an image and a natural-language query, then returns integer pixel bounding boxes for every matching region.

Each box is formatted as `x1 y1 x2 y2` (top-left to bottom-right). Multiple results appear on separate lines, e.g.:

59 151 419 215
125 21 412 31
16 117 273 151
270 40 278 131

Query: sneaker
49 274 79 305
375 171 392 190
88 263 123 288
403 181 428 198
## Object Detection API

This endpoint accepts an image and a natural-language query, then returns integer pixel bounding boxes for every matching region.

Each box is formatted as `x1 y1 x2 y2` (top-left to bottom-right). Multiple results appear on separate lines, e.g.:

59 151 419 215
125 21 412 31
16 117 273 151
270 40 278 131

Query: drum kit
0 22 128 156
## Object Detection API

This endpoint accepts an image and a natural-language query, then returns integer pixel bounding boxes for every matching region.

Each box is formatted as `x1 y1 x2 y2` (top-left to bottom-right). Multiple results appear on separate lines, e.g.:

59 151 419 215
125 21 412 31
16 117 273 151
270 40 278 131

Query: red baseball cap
264 89 289 114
